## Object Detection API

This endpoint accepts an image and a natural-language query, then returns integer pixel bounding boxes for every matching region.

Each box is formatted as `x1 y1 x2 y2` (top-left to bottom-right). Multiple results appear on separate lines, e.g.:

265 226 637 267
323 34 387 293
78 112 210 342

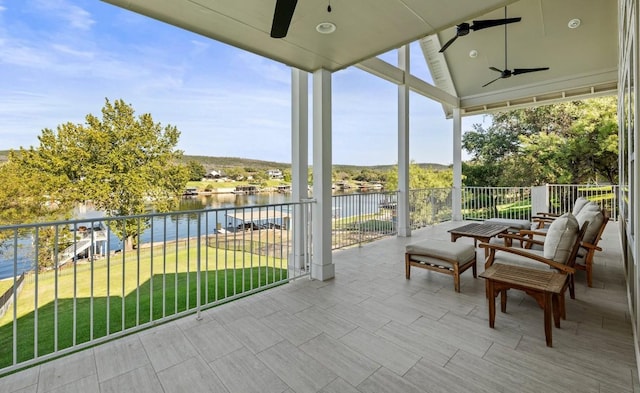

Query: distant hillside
0 150 449 171
182 155 288 170
333 163 451 172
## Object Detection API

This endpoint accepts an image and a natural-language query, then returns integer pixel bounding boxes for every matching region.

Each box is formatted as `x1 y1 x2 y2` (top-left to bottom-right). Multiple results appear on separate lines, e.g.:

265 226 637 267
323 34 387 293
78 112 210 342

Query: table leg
543 292 552 347
488 280 496 328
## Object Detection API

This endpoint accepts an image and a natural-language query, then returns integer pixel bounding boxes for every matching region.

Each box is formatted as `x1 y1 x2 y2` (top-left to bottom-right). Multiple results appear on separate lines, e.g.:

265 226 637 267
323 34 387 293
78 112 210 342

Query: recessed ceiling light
469 50 478 58
568 18 581 29
316 22 336 34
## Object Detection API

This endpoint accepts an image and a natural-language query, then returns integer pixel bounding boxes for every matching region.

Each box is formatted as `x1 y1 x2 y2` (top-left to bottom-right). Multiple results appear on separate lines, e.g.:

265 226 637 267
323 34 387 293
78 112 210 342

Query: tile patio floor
1 221 637 393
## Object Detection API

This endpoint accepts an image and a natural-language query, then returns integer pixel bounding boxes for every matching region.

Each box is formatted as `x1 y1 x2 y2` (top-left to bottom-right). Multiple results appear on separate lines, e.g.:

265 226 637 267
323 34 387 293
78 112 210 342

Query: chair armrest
479 242 575 274
497 233 545 247
580 241 602 252
534 212 561 218
519 229 548 237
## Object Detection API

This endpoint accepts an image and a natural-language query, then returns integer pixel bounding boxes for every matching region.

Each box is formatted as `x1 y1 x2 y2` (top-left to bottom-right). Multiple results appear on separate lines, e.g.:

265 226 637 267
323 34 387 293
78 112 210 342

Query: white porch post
291 68 309 271
452 107 463 221
397 45 411 237
311 68 335 281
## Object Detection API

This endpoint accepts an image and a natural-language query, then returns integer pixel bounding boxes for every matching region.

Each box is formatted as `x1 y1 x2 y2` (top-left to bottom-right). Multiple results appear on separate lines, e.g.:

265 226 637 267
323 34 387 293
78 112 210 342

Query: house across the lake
266 169 283 179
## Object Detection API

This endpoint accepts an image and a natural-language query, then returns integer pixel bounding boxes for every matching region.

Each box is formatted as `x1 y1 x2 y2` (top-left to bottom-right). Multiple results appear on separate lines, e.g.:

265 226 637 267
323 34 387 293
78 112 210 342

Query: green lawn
0 242 287 369
0 279 12 296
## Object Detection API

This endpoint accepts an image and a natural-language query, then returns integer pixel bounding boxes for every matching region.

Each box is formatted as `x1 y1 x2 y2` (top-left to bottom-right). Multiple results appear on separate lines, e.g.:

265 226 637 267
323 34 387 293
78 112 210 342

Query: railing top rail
0 200 316 231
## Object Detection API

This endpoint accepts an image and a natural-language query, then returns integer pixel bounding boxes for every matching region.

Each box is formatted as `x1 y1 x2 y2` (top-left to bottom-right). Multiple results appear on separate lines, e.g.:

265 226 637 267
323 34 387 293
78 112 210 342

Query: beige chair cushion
543 212 579 264
406 239 475 265
579 201 601 214
576 208 604 245
572 197 590 215
484 218 532 230
493 249 551 271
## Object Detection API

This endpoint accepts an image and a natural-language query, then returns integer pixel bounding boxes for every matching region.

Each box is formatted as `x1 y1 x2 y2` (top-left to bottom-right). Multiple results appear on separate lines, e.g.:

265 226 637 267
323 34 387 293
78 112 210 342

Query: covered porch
2 221 634 393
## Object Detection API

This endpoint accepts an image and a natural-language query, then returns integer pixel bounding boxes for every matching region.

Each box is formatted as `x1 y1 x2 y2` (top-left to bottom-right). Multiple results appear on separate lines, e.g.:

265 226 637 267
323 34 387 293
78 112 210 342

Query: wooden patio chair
519 207 608 287
480 214 588 319
532 196 591 229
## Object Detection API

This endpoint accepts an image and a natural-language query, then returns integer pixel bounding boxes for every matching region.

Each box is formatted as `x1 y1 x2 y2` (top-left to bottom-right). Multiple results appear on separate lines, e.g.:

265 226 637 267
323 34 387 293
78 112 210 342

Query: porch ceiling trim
356 58 459 107
459 69 618 116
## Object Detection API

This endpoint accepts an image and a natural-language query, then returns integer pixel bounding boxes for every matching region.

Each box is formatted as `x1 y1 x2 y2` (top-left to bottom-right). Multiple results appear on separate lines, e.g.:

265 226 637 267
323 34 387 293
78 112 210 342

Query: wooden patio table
480 263 566 347
448 223 510 247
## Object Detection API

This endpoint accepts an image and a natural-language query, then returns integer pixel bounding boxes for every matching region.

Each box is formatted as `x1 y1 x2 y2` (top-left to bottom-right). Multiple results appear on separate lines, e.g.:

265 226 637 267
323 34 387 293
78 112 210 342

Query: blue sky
0 0 482 166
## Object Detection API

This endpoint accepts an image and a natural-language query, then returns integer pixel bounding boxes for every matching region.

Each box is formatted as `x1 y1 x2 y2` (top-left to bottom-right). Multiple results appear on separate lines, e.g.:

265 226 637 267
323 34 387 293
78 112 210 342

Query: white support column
452 107 463 221
311 68 335 281
291 68 309 271
397 45 411 237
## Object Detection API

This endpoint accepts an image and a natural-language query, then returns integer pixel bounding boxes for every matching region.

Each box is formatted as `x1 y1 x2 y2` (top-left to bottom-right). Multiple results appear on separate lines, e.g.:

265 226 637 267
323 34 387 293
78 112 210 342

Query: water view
0 191 394 280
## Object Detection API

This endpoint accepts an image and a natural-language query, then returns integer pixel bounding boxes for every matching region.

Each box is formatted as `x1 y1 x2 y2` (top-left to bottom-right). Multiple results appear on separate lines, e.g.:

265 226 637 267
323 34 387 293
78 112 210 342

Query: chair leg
472 256 477 278
586 260 593 287
552 294 562 327
453 263 460 293
405 254 411 279
569 274 575 300
500 289 508 313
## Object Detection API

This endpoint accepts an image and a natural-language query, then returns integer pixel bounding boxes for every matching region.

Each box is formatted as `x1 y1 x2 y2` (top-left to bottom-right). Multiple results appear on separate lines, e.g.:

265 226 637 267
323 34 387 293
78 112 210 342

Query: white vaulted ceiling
102 0 617 115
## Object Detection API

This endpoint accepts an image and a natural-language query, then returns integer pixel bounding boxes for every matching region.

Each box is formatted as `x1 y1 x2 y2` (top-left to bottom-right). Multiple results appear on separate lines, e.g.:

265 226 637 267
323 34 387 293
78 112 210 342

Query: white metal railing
408 188 453 229
462 186 532 221
0 183 618 374
331 191 398 249
462 185 618 221
0 201 313 374
546 184 619 218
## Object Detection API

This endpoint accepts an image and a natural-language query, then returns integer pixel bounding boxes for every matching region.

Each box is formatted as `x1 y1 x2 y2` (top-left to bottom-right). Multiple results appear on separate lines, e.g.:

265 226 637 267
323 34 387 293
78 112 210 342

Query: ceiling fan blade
489 67 503 73
470 17 522 31
482 76 503 88
439 35 458 53
512 67 550 75
270 0 297 38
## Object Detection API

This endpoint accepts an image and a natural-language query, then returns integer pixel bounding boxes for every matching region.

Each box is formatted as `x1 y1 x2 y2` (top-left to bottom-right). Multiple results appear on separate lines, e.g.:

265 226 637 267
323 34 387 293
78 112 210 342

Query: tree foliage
385 162 453 190
11 98 189 250
462 97 618 186
186 160 207 181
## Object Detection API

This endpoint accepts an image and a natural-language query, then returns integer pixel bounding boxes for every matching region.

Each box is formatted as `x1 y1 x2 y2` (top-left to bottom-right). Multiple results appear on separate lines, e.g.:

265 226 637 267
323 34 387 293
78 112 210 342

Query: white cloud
33 0 95 30
51 44 94 59
0 2 456 166
234 51 290 85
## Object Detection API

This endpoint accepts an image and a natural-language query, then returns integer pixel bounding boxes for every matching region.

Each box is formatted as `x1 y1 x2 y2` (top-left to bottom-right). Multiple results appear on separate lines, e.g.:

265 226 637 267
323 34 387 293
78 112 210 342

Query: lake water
0 191 391 280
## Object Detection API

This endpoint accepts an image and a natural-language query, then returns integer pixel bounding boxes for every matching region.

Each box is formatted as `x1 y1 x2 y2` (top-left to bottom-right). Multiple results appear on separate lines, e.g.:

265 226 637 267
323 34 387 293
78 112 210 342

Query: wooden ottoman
405 239 477 292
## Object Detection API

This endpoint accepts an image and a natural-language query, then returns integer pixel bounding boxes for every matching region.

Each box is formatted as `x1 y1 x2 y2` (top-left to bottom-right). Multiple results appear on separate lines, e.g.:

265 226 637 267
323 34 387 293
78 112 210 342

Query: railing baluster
196 213 202 320
12 230 18 366
54 225 59 352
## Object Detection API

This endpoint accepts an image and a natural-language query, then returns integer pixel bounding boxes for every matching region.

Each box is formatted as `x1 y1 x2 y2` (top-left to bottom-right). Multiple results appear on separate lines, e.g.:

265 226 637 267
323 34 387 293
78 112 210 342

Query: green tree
13 98 188 250
385 163 453 190
224 167 247 181
0 159 76 268
463 97 618 186
186 160 207 181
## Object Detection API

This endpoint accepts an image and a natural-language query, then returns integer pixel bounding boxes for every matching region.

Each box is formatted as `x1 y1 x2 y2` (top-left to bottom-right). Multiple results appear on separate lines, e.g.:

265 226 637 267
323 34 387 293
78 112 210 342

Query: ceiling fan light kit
316 22 336 34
